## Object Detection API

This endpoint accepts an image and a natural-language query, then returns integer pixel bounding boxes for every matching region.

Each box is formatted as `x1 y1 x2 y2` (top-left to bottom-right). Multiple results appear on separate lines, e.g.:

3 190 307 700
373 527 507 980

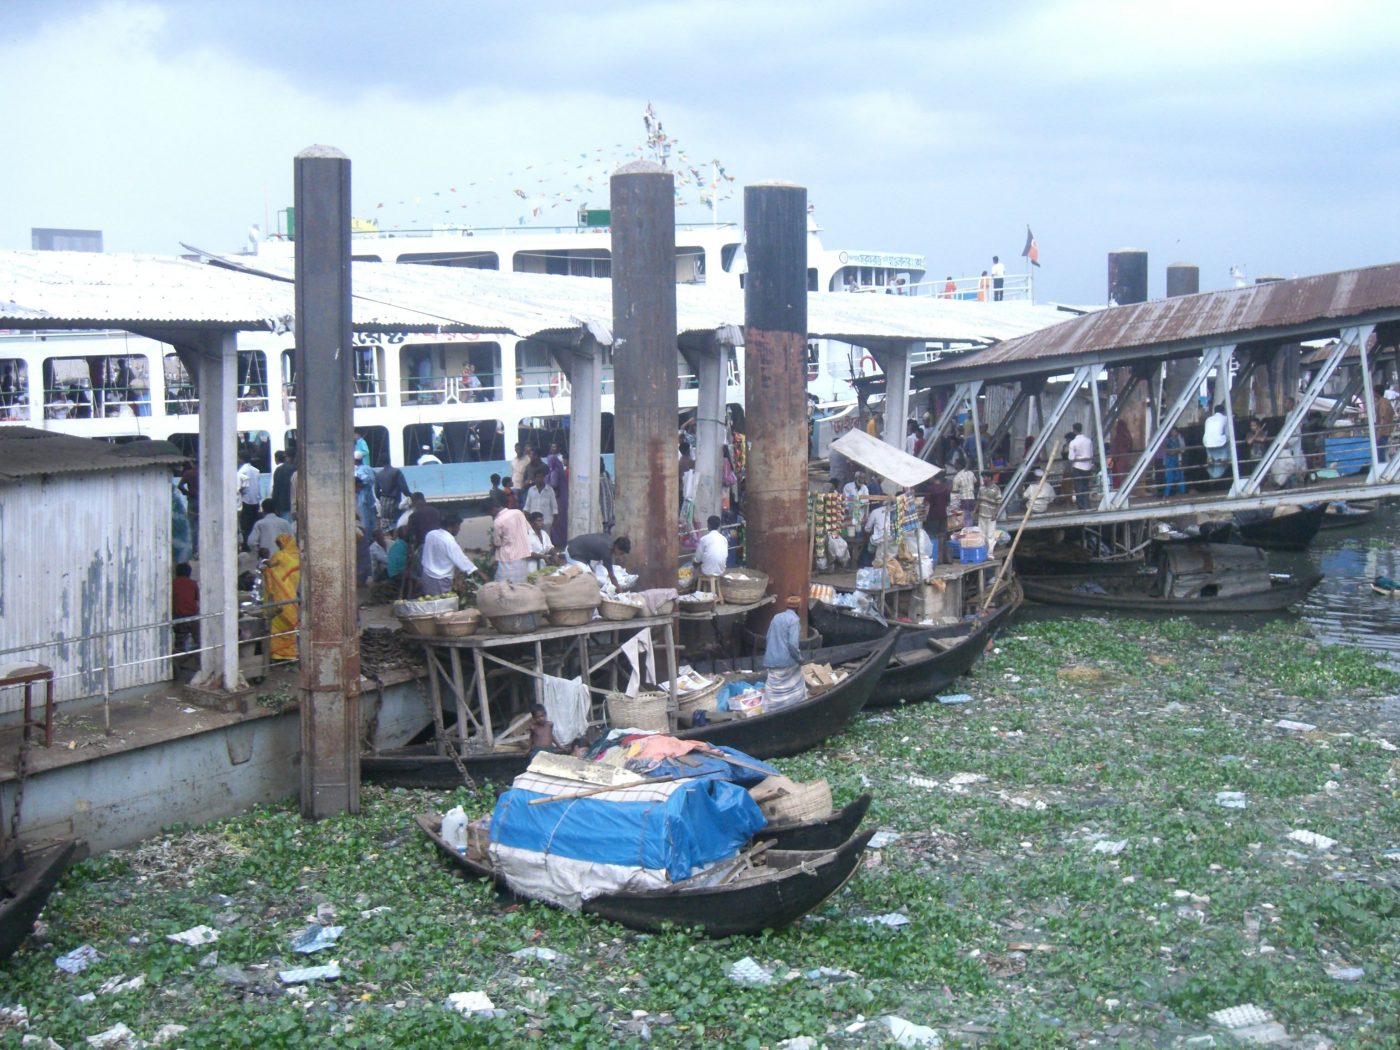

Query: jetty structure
892 263 1400 537
0 151 1061 850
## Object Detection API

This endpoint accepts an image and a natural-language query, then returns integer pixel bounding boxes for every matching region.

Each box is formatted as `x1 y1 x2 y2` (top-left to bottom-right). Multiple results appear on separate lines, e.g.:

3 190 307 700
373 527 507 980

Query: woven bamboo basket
652 599 676 616
606 691 670 732
679 593 717 615
676 676 723 719
720 569 769 605
760 778 833 823
546 607 594 627
434 609 482 638
397 613 440 639
488 612 539 634
598 597 642 621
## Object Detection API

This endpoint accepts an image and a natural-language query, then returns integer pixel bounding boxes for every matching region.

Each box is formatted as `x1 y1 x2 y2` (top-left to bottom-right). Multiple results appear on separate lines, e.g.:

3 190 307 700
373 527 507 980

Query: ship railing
900 273 1033 302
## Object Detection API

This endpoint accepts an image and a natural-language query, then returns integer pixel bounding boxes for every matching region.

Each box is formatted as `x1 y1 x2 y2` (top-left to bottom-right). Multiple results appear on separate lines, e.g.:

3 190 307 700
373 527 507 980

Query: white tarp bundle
829 429 940 489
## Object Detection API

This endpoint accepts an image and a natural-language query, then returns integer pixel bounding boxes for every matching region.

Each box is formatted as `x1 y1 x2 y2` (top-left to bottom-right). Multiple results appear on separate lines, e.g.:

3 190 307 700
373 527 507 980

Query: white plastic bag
441 806 468 851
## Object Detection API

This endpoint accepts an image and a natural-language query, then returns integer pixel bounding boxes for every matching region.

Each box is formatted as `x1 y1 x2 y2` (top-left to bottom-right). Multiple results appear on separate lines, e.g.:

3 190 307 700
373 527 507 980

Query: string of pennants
365 103 737 229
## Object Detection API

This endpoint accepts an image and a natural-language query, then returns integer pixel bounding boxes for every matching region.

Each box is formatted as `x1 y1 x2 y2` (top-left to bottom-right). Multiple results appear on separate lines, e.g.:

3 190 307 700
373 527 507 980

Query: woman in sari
263 532 301 662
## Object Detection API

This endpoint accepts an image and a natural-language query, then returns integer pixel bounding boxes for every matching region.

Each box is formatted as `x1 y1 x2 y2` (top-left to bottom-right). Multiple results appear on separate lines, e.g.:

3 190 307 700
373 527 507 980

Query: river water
1273 500 1400 668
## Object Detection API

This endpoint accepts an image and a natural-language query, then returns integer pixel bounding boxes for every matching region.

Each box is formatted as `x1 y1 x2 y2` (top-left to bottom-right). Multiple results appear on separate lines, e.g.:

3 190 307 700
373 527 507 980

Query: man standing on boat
763 596 807 711
991 256 1005 301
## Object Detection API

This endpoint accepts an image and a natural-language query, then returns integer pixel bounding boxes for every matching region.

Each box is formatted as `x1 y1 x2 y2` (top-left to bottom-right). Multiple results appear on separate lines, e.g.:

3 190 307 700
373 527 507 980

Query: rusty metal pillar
610 161 678 591
743 182 810 634
293 145 360 818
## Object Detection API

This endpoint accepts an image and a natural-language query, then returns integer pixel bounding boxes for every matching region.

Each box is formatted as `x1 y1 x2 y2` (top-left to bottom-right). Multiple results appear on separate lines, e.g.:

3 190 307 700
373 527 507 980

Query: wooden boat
1320 501 1379 530
1 839 82 961
1197 503 1326 551
757 792 872 852
361 743 530 790
808 581 1022 708
1021 543 1321 613
1012 548 1147 578
418 812 874 937
681 633 897 758
1373 575 1400 597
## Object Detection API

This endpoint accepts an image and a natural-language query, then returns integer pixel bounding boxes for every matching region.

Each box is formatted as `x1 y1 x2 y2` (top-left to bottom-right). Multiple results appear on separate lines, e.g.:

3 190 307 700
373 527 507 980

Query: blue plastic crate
959 544 988 564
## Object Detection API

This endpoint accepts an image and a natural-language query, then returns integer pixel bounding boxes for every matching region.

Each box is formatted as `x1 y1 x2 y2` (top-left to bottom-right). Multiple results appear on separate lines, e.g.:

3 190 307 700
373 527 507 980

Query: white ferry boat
0 214 926 490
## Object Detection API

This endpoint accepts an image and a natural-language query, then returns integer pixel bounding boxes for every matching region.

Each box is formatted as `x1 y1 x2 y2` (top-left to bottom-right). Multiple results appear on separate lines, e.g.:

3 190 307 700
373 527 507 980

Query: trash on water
166 925 219 947
804 966 856 982
882 1015 942 1047
1208 1004 1271 1028
85 1022 135 1047
947 772 987 788
1215 791 1248 809
1287 829 1337 850
1325 964 1365 981
1274 719 1316 732
445 990 496 1015
95 974 146 996
727 956 774 986
151 1024 188 1046
291 923 344 954
857 912 911 928
867 830 903 849
278 963 341 984
1091 839 1128 855
55 944 101 974
937 693 973 705
510 946 566 963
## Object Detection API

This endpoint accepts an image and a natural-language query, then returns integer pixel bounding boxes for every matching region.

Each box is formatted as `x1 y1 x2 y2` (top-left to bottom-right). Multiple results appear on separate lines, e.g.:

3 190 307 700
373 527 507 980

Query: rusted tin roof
0 426 185 483
916 262 1400 384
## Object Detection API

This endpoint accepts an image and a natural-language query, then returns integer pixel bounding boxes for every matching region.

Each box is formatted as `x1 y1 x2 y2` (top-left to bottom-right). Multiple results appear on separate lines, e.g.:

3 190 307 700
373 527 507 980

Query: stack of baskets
719 569 769 606
476 581 548 634
599 595 644 621
752 775 833 824
539 565 602 626
605 690 670 732
393 594 459 638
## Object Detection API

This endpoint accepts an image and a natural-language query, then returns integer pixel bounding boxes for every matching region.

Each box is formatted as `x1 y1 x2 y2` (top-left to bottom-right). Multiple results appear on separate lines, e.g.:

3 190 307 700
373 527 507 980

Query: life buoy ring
858 354 877 376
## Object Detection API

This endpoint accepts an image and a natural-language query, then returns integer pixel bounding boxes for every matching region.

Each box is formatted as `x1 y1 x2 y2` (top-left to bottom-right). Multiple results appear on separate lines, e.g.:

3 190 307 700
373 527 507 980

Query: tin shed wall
0 467 172 711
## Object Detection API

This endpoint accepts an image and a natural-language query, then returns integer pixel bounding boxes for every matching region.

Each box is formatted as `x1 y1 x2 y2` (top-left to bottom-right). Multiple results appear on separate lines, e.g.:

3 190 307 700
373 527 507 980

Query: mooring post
610 161 679 591
743 182 811 633
293 145 360 818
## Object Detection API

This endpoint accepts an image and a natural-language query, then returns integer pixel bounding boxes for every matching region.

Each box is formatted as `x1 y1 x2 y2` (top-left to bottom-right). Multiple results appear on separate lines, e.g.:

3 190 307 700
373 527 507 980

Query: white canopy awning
830 429 940 489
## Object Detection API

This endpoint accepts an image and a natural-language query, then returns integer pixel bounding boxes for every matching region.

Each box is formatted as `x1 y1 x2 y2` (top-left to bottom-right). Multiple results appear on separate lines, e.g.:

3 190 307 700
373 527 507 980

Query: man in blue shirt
762 596 807 711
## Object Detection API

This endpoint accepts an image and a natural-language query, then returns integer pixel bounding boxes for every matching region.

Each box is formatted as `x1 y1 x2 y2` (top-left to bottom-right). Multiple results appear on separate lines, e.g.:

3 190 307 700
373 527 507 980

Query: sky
3 0 1398 306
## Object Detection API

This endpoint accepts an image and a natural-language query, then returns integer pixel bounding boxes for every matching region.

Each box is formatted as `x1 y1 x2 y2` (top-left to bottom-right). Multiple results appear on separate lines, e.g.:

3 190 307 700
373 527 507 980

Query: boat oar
983 438 1062 613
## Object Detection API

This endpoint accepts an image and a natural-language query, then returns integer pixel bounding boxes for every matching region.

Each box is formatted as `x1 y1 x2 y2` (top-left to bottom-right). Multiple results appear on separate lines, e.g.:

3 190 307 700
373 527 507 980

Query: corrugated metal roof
0 426 185 483
0 248 1067 347
916 262 1400 383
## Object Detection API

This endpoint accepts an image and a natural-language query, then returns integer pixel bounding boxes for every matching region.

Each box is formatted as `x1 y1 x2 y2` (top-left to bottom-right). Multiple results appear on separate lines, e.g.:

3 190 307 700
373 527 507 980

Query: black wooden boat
757 793 872 852
418 812 874 937
1197 503 1326 551
1021 544 1321 614
1320 501 1379 530
1012 549 1147 578
808 584 1021 708
1 839 82 961
680 633 897 758
362 743 531 790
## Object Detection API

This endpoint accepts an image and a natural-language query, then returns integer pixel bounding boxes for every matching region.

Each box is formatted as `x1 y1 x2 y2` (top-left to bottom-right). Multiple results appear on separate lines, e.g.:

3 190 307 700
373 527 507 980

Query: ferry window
808 268 818 292
600 413 615 454
350 340 387 408
678 352 698 391
515 341 568 402
355 425 391 467
720 244 742 272
168 433 198 461
238 431 272 472
42 354 152 420
512 248 610 278
237 351 268 411
518 418 569 462
399 251 499 269
164 354 198 414
444 342 502 404
1 359 31 421
676 246 705 284
404 419 503 464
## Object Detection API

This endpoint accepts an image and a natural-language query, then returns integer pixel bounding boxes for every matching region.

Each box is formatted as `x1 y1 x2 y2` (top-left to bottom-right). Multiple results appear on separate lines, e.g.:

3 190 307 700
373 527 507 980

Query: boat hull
1 839 83 961
361 745 530 789
1319 502 1379 530
1198 503 1327 551
1021 573 1322 613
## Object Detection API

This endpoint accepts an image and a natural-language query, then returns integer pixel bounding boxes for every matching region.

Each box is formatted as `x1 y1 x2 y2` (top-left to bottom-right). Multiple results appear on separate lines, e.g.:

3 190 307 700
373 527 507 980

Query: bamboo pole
982 439 1062 612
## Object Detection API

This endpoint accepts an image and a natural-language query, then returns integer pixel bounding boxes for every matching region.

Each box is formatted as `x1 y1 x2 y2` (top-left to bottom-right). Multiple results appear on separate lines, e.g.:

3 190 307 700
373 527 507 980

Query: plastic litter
440 806 469 851
1215 791 1248 809
291 923 344 954
55 944 101 973
166 925 219 947
151 1024 189 1046
1325 964 1364 981
1091 839 1128 855
1274 719 1316 732
777 1038 820 1050
85 1022 135 1047
510 946 565 963
95 974 146 996
277 962 341 984
936 693 973 705
1287 829 1337 850
947 772 987 787
726 956 774 986
867 830 903 849
445 990 496 1015
882 1015 942 1047
857 912 911 928
1208 1004 1271 1028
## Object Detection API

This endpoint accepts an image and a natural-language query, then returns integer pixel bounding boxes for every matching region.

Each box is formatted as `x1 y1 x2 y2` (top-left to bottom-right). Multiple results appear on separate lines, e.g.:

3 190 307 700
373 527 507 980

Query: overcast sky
3 0 1396 304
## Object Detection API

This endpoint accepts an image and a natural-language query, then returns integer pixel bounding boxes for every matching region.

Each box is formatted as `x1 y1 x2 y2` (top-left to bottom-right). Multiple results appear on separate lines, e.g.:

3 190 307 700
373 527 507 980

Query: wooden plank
526 751 645 787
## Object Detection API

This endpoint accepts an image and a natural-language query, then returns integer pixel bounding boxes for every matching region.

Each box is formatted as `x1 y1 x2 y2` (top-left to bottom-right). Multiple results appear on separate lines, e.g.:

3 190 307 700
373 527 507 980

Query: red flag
1022 226 1041 267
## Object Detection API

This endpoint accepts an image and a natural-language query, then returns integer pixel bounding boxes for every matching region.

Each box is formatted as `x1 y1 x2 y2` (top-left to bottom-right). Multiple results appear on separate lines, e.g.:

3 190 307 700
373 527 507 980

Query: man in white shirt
416 444 443 466
841 471 870 536
1202 404 1231 479
237 453 262 542
1067 425 1095 509
419 514 480 594
866 500 891 563
526 511 555 574
991 255 1006 301
693 515 729 587
904 419 920 456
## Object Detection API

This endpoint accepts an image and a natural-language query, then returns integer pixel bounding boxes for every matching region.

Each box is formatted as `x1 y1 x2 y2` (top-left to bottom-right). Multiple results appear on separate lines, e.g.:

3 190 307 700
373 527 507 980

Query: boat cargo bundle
489 769 766 910
1158 543 1271 600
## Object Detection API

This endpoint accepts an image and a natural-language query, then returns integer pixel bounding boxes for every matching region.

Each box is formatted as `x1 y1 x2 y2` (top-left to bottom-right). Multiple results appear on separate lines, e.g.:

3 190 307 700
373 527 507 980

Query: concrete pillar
556 335 602 537
610 161 679 590
743 182 810 633
190 332 243 694
686 333 730 525
872 341 913 452
293 145 360 819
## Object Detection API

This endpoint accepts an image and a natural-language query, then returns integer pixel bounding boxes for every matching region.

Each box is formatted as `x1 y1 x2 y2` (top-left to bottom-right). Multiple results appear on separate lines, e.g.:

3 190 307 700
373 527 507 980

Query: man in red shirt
173 562 200 651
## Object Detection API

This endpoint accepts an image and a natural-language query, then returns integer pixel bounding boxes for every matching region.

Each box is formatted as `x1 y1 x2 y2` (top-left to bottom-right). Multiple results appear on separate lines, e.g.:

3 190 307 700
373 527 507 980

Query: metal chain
426 651 476 792
9 734 28 845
